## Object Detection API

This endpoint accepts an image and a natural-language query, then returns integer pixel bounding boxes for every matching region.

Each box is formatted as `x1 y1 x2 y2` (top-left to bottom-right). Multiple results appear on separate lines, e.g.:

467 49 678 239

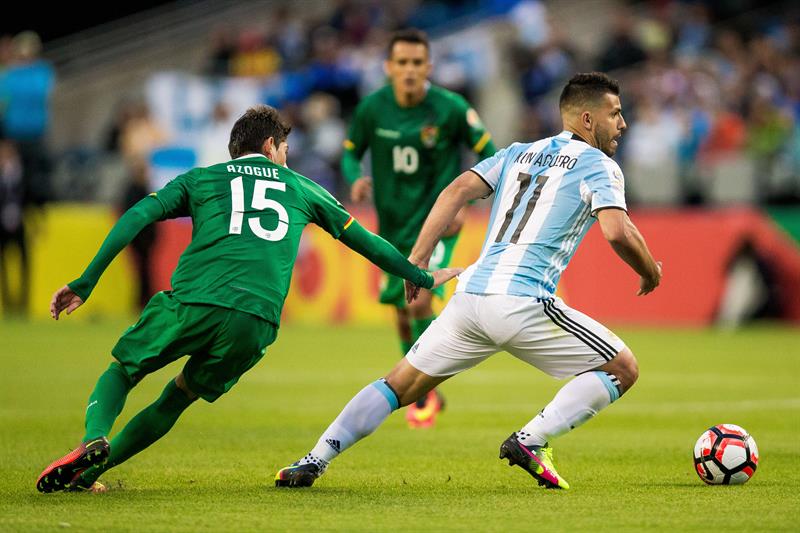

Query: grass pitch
1 319 798 531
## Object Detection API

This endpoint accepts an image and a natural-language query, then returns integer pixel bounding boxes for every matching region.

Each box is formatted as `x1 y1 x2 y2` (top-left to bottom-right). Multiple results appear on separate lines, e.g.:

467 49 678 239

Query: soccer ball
693 424 759 485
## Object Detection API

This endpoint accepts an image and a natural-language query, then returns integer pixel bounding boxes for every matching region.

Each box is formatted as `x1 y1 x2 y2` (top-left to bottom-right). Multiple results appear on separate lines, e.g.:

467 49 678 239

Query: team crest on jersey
612 168 625 190
421 125 439 148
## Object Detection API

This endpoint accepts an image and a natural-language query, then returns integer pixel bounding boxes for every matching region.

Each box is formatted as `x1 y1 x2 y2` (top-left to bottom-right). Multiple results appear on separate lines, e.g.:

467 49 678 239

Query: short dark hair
559 72 620 111
228 105 292 159
387 28 430 58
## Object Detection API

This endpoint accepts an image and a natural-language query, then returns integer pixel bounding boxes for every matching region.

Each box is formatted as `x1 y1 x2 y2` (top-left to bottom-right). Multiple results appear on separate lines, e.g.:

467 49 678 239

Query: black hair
387 28 430 58
559 72 620 111
228 105 291 158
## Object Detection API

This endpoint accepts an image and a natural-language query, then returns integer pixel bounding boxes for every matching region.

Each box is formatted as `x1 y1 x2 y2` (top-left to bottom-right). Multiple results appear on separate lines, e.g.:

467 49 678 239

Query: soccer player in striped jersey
34 105 460 494
276 73 661 490
341 28 496 428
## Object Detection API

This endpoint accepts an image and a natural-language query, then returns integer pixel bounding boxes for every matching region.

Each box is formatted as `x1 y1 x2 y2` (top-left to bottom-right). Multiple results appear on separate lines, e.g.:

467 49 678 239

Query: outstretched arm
409 170 491 267
596 208 662 295
338 220 461 293
51 197 164 319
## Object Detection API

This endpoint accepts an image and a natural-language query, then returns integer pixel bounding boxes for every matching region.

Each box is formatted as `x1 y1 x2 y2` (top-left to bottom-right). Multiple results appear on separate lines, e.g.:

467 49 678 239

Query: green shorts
112 291 277 402
379 233 459 308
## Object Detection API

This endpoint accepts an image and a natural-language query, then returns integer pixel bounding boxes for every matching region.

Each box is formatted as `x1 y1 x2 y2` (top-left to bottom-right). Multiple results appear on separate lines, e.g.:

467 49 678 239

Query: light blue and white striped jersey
457 131 626 298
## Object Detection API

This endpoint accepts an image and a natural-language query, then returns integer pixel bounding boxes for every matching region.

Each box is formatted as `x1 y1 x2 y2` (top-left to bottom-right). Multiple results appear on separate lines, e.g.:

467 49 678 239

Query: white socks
517 371 622 448
302 379 399 465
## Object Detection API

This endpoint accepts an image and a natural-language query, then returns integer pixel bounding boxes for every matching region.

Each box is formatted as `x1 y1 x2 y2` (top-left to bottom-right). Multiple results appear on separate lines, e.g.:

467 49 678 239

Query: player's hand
50 285 84 320
405 256 431 303
405 267 464 303
637 261 662 296
350 176 373 203
431 267 463 289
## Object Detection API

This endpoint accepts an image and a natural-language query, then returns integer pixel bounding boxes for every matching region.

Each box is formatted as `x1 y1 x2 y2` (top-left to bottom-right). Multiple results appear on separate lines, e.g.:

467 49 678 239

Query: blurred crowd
510 0 800 206
185 0 800 205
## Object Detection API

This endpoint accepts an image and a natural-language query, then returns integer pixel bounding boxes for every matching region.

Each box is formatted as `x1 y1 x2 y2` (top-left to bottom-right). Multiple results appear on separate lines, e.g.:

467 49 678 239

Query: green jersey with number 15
150 153 352 326
342 84 496 251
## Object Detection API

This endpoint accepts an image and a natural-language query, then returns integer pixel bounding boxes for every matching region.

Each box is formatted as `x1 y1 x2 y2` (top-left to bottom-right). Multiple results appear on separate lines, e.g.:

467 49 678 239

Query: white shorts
406 292 626 379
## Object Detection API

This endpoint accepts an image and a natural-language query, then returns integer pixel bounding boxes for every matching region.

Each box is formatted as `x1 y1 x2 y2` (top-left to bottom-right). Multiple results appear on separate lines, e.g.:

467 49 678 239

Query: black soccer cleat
274 462 324 488
36 437 110 493
499 433 570 490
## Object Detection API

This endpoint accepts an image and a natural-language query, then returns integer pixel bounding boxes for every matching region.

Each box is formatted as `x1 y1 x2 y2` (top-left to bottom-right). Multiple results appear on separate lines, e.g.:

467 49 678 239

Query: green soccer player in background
342 28 496 427
35 105 460 494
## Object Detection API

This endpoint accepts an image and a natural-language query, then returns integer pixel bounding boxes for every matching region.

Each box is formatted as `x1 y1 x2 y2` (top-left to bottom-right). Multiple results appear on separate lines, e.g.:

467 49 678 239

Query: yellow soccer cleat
499 433 570 490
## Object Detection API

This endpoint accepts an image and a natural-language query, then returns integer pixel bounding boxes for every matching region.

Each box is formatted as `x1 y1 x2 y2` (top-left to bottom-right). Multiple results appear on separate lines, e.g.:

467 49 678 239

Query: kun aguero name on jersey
514 150 578 170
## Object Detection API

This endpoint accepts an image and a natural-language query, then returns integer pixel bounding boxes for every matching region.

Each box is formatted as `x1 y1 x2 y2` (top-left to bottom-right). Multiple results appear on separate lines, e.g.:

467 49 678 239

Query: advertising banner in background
9 205 799 326
149 206 800 326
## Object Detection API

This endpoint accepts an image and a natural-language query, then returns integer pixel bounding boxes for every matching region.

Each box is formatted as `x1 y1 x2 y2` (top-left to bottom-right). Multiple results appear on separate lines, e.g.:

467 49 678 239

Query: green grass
1 319 798 531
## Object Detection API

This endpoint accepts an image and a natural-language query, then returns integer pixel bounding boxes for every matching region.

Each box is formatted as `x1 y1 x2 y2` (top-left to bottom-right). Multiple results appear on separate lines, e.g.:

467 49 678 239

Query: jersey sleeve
582 158 627 216
300 177 354 239
455 95 495 158
68 197 164 301
340 99 371 184
149 173 191 219
470 145 509 193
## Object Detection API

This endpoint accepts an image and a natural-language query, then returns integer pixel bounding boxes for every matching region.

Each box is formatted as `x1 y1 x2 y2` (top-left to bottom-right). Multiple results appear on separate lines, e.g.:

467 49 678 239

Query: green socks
79 379 196 485
398 315 437 356
400 339 414 355
83 362 134 442
411 315 436 343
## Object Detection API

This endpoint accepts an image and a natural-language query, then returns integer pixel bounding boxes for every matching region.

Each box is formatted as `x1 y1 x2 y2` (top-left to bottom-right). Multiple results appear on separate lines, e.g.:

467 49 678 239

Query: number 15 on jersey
229 177 289 241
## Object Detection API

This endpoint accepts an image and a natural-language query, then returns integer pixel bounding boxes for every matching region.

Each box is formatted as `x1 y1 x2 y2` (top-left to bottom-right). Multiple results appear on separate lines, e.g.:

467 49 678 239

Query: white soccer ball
693 424 759 485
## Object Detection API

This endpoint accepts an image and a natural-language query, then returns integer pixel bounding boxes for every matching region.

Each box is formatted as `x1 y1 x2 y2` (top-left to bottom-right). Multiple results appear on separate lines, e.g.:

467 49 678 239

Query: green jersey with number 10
151 154 352 326
342 84 496 251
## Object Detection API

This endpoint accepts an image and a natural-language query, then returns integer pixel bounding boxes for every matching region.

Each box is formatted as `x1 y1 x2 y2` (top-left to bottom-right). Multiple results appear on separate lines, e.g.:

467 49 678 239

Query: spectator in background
624 96 682 204
0 137 27 316
746 95 794 202
118 101 168 165
700 101 747 161
206 28 236 77
673 2 712 59
597 13 647 72
198 102 234 167
0 35 14 68
121 158 156 311
273 6 309 70
0 31 55 207
297 92 346 193
230 28 281 78
307 26 360 114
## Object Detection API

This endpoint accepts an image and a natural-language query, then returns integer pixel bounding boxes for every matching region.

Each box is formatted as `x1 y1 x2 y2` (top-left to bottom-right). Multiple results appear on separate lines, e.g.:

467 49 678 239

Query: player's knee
174 372 199 400
385 359 442 407
614 348 639 393
110 359 139 387
598 347 638 394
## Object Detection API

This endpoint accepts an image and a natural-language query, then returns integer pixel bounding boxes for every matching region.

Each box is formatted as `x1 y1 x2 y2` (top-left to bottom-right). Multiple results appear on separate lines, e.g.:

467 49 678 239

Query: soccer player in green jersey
35 105 460 494
341 29 496 427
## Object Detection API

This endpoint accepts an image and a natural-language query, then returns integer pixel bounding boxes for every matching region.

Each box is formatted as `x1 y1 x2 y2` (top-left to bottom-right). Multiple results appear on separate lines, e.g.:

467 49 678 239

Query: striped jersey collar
559 130 591 146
